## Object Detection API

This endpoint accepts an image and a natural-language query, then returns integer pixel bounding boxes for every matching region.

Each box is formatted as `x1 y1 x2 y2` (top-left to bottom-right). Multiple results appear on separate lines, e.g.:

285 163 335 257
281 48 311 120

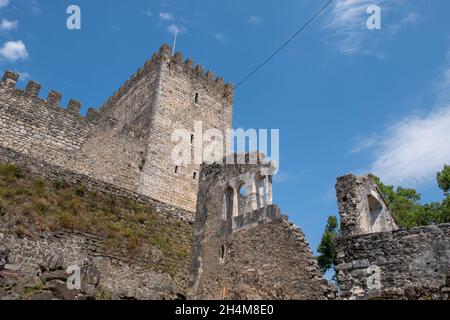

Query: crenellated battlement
0 70 99 122
164 44 233 98
100 44 233 112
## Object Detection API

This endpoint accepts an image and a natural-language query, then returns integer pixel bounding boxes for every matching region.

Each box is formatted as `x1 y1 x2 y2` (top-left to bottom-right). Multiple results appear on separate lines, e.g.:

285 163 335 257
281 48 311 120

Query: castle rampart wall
0 72 96 168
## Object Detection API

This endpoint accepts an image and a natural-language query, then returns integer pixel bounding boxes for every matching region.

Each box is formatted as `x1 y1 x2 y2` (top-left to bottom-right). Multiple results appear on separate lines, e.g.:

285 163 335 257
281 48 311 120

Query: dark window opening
191 134 194 144
174 166 179 174
193 172 197 180
194 93 199 104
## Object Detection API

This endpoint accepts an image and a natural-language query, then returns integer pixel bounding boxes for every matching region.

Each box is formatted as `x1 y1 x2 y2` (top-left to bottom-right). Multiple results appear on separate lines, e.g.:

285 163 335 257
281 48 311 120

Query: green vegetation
317 216 340 274
0 163 193 275
317 165 450 274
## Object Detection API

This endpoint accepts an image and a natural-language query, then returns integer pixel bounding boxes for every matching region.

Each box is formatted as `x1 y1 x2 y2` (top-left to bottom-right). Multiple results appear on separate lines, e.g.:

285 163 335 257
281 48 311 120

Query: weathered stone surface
28 291 58 300
336 174 398 237
40 254 65 272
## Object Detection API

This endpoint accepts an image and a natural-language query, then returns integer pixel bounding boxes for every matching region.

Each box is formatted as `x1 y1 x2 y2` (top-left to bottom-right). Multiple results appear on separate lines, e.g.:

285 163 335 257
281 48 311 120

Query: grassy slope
0 163 193 276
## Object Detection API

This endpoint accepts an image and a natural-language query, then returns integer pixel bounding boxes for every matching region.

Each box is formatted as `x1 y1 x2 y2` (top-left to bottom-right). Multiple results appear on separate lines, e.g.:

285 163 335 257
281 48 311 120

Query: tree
317 216 340 273
437 165 450 196
437 165 450 222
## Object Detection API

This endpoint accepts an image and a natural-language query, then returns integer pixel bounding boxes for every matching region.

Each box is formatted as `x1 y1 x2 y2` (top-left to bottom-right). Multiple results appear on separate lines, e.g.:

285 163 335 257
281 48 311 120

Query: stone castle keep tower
0 44 234 218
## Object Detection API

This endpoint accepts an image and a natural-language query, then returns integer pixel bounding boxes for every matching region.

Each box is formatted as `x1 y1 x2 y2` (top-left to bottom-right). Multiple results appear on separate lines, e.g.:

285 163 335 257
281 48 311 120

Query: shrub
0 163 22 178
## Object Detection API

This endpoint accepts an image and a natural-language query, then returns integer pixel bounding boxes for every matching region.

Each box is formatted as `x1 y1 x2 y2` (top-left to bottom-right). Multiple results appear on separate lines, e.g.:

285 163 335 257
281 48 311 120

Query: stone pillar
232 187 239 217
246 179 259 212
265 176 273 206
257 177 264 208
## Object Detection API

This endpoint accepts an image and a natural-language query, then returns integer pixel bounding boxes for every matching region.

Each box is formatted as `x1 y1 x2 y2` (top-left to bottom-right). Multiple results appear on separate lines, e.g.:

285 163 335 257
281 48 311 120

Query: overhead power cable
177 0 335 127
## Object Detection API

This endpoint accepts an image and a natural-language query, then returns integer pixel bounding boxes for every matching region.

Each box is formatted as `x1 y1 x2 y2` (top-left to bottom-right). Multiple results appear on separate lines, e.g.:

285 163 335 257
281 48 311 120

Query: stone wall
0 227 188 300
335 224 450 300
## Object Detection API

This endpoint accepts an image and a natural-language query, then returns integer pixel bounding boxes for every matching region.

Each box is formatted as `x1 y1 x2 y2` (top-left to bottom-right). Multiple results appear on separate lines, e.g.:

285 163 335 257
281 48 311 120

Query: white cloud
324 0 421 55
0 19 18 31
368 108 450 187
159 12 173 21
0 0 9 9
354 49 450 187
17 71 29 81
29 0 41 15
167 24 186 35
0 40 29 62
248 15 261 25
212 33 228 43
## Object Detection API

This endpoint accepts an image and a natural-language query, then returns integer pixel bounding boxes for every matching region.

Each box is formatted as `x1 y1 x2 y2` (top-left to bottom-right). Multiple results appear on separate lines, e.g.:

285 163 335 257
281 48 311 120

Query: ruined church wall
189 160 333 300
336 224 450 300
212 219 332 300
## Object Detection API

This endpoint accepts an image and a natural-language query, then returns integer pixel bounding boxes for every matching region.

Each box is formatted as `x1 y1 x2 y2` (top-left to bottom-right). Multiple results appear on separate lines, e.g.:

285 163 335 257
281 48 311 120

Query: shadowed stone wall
335 224 450 300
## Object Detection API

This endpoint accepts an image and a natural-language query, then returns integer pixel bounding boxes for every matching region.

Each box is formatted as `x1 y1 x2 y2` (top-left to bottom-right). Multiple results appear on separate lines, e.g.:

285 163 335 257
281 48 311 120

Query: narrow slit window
193 172 197 180
191 134 194 144
194 93 199 104
220 245 226 264
175 166 179 174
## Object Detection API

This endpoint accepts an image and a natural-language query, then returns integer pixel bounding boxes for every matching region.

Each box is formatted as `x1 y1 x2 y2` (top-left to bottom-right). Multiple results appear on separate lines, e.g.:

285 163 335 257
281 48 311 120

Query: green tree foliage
317 216 340 273
369 172 449 228
437 165 450 222
437 165 450 195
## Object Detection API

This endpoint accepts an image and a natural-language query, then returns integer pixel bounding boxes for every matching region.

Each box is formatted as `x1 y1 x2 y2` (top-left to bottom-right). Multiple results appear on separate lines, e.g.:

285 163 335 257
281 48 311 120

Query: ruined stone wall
335 173 450 300
336 174 398 237
335 224 450 300
189 158 333 300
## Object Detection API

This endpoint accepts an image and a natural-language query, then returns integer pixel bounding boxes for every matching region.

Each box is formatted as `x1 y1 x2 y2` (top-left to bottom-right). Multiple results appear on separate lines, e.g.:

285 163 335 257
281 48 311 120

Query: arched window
368 194 383 230
224 186 235 220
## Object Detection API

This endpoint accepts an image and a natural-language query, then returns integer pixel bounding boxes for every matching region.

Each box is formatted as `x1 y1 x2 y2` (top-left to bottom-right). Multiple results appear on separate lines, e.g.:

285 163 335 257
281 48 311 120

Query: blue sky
1 0 449 252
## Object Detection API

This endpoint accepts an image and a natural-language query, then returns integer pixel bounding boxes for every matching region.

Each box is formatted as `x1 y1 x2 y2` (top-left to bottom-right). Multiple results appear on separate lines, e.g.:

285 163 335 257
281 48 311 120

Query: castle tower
189 153 332 300
336 174 398 236
73 44 234 217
